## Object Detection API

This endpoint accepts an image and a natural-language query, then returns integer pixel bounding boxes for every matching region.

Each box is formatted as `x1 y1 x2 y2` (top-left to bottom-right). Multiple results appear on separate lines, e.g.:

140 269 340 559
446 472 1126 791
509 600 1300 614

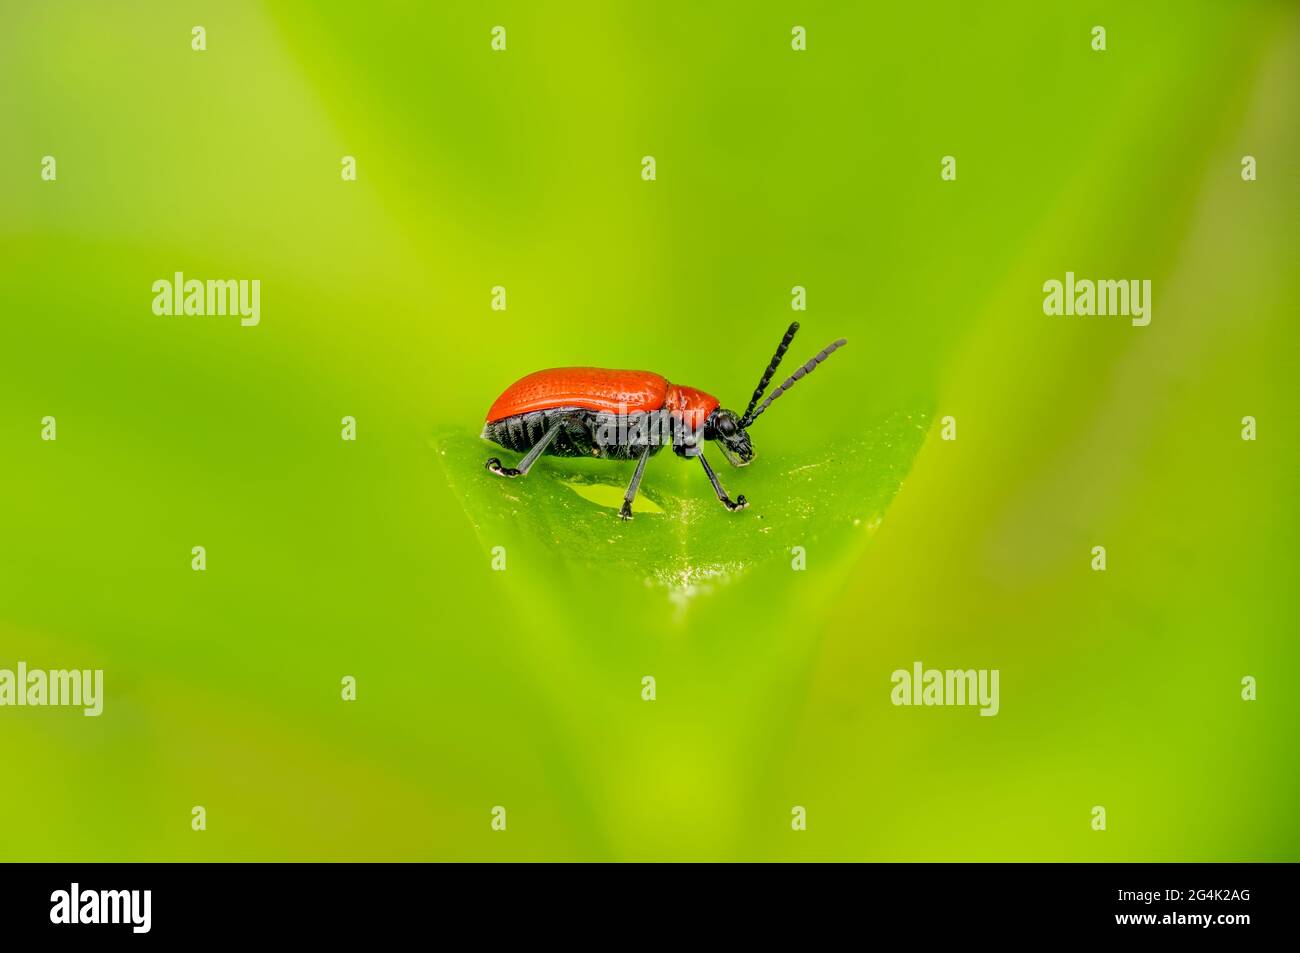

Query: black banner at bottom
0 862 1285 940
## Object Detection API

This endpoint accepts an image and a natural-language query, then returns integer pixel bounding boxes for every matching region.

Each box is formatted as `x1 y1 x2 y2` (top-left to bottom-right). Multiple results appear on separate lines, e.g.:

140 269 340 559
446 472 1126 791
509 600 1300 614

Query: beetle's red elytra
481 322 847 520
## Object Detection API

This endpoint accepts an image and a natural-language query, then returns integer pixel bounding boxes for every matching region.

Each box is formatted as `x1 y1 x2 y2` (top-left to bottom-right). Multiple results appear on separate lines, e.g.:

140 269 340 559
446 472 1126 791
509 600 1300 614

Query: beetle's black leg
698 452 748 512
619 445 652 521
486 419 564 478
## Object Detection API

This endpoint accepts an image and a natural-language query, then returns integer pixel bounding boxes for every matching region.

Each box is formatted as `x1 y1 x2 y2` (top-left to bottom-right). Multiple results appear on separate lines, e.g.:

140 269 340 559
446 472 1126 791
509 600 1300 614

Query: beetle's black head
704 408 753 467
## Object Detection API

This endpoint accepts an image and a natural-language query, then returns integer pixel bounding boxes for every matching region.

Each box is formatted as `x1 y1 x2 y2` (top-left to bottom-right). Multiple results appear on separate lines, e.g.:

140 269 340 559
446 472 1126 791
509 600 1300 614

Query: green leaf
432 409 930 602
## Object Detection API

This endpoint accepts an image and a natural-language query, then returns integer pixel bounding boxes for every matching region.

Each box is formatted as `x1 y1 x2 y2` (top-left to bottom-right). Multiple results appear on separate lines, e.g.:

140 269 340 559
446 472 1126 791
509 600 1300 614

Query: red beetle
482 322 847 519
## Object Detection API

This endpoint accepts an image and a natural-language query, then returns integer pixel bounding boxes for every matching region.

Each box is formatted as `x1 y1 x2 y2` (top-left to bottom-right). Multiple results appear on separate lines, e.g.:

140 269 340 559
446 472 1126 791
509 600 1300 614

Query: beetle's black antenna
743 338 847 426
741 322 800 426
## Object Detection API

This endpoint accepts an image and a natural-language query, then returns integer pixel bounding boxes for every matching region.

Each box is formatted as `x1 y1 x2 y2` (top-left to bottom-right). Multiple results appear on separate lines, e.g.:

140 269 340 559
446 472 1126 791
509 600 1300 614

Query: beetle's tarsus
485 420 564 479
618 445 651 522
698 452 749 515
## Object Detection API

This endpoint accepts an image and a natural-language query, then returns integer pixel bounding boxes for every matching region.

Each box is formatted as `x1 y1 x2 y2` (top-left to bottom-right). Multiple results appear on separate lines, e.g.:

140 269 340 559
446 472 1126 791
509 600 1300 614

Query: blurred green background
1 1 1296 860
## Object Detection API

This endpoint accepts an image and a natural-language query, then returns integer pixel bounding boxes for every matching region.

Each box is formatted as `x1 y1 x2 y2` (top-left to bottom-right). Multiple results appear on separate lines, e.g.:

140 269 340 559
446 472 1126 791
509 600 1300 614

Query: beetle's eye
717 415 735 437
